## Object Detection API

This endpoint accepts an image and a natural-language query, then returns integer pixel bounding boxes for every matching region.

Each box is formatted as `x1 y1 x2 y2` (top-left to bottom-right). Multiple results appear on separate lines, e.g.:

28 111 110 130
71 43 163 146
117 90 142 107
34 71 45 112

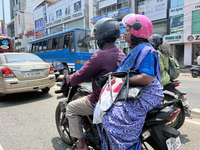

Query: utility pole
2 0 6 36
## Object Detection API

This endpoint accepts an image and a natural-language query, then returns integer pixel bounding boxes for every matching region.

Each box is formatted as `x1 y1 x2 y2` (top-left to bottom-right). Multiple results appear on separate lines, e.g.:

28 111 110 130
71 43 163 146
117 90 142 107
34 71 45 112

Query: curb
179 73 191 76
190 108 200 120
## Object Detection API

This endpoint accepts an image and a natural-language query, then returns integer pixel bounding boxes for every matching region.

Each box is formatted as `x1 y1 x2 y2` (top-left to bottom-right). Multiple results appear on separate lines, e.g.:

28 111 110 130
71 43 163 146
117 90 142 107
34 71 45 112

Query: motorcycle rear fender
166 87 186 96
146 124 175 150
161 124 180 138
59 100 67 112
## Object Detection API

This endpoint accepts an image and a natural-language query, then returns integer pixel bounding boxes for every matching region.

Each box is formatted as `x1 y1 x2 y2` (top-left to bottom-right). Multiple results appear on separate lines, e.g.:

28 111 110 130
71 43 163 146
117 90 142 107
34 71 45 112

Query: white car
0 53 55 98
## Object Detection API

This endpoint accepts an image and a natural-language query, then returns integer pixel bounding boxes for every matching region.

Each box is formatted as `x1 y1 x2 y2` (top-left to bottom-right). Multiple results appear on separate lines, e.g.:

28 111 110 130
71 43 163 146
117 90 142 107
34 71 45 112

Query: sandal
70 143 90 150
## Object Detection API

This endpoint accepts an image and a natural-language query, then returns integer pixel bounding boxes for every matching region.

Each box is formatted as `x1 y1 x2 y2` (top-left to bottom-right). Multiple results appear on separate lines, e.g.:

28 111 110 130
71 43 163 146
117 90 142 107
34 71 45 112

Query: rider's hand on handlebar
57 75 66 83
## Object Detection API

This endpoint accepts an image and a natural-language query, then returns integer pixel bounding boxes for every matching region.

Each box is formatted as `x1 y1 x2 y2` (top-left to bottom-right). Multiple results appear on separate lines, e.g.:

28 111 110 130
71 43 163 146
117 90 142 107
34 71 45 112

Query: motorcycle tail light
174 83 179 87
165 108 181 123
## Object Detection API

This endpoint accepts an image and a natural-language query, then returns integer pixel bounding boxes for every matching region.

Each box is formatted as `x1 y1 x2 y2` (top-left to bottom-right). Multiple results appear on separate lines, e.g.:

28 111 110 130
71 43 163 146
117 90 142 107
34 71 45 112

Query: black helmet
91 18 120 40
149 34 163 50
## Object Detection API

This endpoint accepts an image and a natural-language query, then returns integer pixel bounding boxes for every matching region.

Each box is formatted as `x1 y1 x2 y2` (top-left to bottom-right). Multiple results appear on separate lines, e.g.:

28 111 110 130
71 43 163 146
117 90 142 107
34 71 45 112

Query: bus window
31 43 35 52
43 41 47 50
39 42 43 51
0 36 13 53
58 36 63 48
69 34 74 54
52 37 58 49
63 35 70 48
35 43 39 52
47 39 52 49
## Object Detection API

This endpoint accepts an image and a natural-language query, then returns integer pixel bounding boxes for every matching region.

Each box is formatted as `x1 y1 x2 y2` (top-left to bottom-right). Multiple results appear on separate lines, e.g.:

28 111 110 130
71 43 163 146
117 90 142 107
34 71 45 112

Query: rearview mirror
52 61 64 69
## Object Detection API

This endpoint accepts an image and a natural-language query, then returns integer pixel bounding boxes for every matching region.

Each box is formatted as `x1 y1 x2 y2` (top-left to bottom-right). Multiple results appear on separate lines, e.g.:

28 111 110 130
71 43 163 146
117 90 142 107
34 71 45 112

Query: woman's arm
129 74 154 86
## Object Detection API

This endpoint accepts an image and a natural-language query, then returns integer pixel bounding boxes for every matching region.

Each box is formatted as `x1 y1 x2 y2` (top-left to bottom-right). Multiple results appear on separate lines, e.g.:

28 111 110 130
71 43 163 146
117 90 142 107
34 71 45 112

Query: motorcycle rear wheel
55 104 77 145
163 94 185 130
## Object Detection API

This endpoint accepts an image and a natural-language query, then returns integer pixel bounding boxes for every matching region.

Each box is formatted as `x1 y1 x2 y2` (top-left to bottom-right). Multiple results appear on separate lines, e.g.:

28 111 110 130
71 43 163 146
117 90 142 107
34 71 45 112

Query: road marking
0 144 4 150
185 118 200 125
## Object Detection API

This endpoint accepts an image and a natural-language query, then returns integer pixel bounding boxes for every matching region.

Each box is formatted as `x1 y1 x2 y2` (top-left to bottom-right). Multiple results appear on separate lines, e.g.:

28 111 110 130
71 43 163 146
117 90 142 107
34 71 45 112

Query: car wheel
41 87 50 93
0 96 5 102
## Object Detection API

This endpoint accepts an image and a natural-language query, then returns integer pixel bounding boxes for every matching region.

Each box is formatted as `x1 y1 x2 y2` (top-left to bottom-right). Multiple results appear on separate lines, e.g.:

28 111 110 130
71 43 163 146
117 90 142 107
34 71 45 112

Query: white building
183 1 200 66
33 0 90 39
7 0 43 52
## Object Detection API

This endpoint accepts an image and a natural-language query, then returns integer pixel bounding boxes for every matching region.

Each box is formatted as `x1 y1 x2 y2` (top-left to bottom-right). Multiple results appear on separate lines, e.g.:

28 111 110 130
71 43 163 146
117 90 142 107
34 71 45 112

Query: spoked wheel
163 94 185 130
191 72 197 78
55 104 77 145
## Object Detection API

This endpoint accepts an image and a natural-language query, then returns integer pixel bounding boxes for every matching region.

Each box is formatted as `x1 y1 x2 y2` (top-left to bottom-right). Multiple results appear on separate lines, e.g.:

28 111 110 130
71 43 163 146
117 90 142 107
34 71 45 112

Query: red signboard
35 30 44 39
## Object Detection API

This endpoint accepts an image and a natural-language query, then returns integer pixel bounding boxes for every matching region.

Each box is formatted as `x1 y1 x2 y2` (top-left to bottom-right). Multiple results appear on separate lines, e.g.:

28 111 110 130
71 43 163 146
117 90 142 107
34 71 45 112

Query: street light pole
2 0 6 36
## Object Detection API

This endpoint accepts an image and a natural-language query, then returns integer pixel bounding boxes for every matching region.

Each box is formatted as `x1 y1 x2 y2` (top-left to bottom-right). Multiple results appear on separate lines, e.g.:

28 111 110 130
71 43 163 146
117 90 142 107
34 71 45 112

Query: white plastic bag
93 78 122 124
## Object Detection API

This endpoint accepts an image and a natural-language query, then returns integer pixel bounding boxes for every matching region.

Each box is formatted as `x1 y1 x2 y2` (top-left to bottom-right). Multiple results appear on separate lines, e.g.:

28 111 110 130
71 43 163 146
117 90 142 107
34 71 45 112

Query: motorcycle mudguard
161 124 180 138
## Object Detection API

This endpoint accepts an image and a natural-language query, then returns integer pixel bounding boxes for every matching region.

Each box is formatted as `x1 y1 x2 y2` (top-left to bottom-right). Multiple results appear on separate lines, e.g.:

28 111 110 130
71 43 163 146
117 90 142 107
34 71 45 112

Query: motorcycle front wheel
163 94 185 130
191 72 198 78
55 104 77 145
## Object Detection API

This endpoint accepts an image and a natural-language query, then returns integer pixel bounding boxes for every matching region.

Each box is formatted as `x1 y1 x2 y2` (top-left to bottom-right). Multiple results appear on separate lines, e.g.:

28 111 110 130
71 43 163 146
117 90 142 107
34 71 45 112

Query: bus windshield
75 29 99 53
0 36 13 53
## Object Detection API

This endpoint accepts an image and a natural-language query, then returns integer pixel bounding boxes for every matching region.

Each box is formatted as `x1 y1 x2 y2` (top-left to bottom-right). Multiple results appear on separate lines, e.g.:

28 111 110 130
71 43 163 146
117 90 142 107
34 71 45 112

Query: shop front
185 35 200 65
163 34 185 67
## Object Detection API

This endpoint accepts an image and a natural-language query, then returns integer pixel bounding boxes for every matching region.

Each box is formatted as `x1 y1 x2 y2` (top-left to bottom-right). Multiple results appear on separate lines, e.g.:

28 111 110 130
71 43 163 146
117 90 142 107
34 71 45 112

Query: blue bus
30 28 98 71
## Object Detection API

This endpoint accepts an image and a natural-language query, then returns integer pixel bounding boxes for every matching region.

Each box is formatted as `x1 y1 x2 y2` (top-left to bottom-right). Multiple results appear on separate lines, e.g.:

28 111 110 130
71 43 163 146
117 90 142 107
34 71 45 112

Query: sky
0 0 11 26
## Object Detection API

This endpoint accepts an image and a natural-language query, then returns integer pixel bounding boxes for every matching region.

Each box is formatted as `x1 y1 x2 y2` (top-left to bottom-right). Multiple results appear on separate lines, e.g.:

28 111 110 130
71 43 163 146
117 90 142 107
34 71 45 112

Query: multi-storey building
90 0 134 55
7 0 43 52
183 0 200 66
33 0 90 39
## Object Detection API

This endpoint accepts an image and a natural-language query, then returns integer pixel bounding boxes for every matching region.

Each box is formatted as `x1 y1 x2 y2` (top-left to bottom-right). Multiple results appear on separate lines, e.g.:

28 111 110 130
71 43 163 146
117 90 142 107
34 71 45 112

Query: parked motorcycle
190 65 200 78
163 80 189 130
53 61 182 150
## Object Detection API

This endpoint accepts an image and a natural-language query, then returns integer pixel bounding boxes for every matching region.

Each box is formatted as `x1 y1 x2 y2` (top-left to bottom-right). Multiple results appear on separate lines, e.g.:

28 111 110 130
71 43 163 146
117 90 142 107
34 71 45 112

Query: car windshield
4 54 43 63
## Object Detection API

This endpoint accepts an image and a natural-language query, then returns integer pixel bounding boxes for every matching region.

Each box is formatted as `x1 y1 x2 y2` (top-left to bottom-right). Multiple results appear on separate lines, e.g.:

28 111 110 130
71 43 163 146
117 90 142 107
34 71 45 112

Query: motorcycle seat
147 100 177 117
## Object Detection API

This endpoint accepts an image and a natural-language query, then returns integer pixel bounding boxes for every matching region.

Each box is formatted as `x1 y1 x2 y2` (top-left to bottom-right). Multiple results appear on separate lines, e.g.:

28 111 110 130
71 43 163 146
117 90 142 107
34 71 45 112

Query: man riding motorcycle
57 18 125 150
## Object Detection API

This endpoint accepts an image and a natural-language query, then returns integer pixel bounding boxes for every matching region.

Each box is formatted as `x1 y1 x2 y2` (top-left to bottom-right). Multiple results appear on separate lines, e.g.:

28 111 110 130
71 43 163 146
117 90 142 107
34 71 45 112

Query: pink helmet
122 14 153 39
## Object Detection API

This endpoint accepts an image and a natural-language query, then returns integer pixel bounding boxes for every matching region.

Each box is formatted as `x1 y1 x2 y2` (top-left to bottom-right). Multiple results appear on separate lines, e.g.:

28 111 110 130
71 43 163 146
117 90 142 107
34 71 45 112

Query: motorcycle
53 61 182 150
163 80 189 130
190 65 200 78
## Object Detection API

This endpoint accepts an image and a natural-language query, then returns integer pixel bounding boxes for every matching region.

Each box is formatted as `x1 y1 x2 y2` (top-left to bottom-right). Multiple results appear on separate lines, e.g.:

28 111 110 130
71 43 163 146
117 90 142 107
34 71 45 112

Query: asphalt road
0 76 200 150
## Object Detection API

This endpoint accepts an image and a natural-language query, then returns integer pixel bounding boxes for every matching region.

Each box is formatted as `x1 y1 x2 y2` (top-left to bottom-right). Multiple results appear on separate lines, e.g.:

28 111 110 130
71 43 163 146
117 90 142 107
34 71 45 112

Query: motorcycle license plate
166 137 181 150
182 98 189 107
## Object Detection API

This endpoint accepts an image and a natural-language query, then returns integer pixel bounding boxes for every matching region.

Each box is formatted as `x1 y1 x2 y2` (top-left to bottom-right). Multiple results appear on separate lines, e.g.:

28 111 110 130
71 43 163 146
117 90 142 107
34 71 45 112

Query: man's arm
57 53 100 86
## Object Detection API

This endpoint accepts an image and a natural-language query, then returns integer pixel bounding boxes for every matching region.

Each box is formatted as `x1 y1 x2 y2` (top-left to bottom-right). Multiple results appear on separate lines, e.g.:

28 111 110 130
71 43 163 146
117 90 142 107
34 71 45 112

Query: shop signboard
169 6 184 18
163 34 183 44
46 10 84 28
118 8 130 16
137 0 167 21
35 19 44 32
91 8 130 23
120 27 126 35
187 35 200 42
36 30 44 39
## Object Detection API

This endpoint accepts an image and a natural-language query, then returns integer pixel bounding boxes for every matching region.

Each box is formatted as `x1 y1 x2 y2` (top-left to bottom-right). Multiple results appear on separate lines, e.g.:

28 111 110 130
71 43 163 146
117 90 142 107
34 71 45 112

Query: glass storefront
192 43 200 65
